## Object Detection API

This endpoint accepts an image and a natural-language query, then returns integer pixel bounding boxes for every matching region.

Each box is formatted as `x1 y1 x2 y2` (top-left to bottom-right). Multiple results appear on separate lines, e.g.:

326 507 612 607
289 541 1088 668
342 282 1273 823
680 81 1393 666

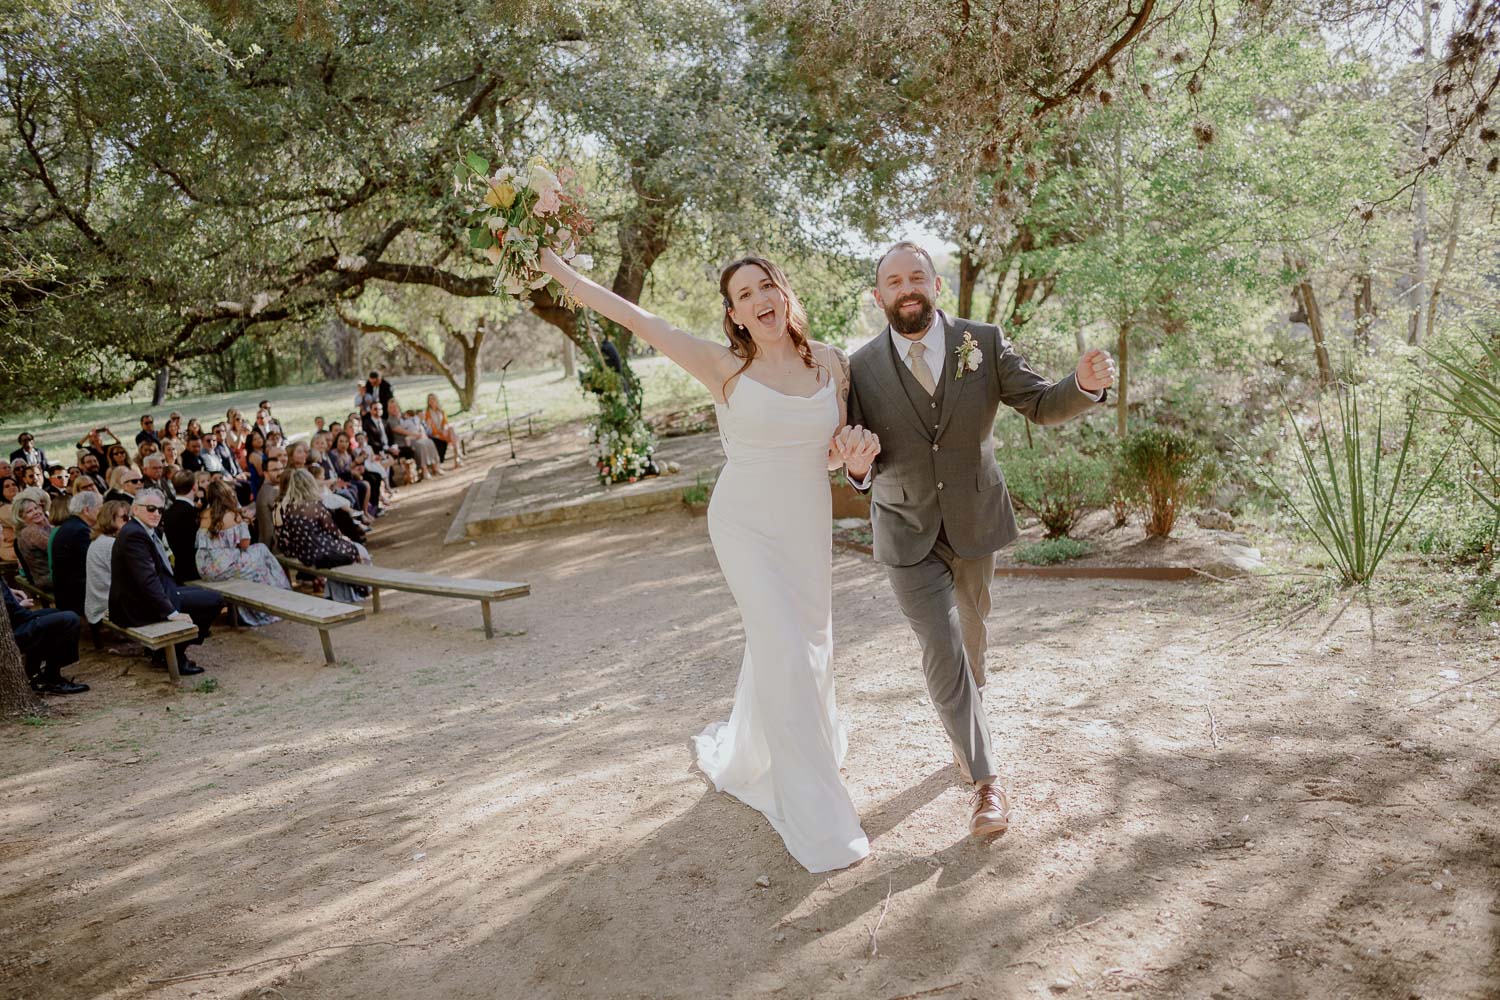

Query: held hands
833 425 881 480
1076 348 1117 394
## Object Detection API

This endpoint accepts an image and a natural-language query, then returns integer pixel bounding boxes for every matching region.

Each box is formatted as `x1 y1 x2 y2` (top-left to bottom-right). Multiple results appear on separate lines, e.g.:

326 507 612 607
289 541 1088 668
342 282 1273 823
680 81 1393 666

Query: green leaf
468 226 496 250
464 152 489 177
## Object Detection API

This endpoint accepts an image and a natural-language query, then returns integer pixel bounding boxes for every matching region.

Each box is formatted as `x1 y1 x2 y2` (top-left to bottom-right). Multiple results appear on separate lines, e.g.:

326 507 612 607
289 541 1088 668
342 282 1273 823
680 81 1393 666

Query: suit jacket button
931 443 939 452
937 482 944 491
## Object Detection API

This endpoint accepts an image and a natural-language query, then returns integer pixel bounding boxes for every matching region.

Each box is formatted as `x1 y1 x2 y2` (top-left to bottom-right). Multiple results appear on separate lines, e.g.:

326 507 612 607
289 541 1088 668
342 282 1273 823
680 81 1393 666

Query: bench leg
319 629 335 665
481 600 493 640
227 603 241 630
164 646 182 684
371 587 381 614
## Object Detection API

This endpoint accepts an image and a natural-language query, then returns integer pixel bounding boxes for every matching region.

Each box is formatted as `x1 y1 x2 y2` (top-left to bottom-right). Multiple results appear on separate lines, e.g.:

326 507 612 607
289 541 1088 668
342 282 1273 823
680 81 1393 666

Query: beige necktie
908 341 936 395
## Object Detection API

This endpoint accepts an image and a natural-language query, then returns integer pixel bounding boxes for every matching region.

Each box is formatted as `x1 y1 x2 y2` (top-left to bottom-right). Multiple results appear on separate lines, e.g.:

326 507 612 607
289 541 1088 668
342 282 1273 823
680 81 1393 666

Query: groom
838 242 1116 838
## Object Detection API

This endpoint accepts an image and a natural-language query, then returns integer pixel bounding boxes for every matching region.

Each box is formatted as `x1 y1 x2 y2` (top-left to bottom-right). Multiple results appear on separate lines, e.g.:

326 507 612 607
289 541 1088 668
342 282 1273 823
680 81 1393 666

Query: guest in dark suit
4 582 86 694
50 491 102 617
161 470 202 585
109 489 220 675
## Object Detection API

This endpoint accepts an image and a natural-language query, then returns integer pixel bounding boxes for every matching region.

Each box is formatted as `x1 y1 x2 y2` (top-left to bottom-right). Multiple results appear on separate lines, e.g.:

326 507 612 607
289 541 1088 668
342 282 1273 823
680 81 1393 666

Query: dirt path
1 450 1497 1000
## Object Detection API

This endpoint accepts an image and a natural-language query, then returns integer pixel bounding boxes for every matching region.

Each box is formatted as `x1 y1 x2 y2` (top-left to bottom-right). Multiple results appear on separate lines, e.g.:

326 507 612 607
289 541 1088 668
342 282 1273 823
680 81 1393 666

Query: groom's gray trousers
885 527 997 784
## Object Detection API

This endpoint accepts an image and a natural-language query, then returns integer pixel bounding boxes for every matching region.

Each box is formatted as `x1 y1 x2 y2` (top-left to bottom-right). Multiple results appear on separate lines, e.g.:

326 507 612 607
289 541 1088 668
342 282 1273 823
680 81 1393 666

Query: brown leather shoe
969 782 1010 838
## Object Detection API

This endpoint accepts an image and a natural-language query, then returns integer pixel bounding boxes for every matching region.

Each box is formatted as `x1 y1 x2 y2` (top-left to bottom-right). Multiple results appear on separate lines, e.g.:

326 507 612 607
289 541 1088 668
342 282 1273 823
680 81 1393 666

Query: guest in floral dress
273 470 371 603
194 481 291 625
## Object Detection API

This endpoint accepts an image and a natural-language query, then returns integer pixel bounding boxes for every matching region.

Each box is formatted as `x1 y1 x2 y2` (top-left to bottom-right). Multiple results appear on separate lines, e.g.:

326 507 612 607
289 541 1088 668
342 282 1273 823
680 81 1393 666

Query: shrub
1014 538 1093 565
1246 386 1449 587
1117 426 1207 537
1002 447 1113 538
681 475 711 506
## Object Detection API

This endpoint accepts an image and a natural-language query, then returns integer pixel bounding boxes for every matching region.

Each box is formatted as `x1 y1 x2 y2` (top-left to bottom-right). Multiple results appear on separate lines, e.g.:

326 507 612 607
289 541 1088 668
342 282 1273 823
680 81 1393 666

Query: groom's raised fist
1076 349 1117 394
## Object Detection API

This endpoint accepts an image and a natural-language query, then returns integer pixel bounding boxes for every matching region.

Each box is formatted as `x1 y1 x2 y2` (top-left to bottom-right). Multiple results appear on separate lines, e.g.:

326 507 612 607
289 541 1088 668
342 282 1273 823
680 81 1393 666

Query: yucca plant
1252 385 1449 587
1427 330 1500 515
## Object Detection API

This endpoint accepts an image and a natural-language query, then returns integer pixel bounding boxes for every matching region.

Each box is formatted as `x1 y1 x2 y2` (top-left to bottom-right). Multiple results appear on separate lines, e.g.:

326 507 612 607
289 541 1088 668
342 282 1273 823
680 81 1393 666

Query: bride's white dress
692 374 870 873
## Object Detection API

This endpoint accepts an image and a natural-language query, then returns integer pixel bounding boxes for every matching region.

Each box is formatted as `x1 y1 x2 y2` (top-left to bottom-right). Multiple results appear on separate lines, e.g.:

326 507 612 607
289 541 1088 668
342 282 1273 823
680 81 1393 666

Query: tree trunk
1408 0 1434 346
0 613 44 717
609 185 676 355
151 366 170 406
957 248 980 319
458 322 484 412
984 255 1012 325
1353 271 1375 355
1115 320 1130 438
1297 278 1333 388
1426 173 1469 345
561 336 576 378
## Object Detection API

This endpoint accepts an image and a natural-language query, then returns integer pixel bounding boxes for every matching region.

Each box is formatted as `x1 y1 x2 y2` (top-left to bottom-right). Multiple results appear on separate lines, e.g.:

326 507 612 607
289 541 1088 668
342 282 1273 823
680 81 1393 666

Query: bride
539 248 878 872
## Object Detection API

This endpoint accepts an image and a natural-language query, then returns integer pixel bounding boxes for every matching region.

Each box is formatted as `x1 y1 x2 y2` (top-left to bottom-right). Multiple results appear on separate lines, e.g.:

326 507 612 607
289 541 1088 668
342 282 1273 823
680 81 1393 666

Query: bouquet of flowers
454 152 593 302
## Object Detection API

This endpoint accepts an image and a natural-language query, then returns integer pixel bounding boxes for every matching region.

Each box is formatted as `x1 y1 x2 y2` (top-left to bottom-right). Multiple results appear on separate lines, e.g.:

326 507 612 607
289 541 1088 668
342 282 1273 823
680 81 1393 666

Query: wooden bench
456 409 541 449
276 557 529 639
98 618 202 683
197 579 365 664
13 576 52 607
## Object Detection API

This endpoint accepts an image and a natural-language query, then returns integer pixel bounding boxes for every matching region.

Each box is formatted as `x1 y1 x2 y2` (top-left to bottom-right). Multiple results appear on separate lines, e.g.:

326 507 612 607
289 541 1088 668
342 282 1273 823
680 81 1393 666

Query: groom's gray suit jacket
848 313 1104 567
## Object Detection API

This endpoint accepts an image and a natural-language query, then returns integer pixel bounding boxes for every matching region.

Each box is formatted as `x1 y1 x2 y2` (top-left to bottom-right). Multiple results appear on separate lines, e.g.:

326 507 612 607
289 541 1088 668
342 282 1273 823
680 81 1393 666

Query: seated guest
134 413 159 448
254 453 283 547
140 453 174 504
390 399 442 480
0 458 10 483
310 465 366 544
12 488 54 589
274 469 371 602
328 430 380 517
105 443 133 475
76 452 107 492
160 438 179 470
196 481 291 625
162 470 202 584
185 418 203 439
48 493 70 527
13 462 38 489
85 499 131 627
50 491 101 616
75 426 121 469
68 475 100 498
0 477 18 562
43 464 69 497
180 433 206 473
104 465 143 505
257 401 285 438
109 489 221 675
244 428 268 494
134 440 159 469
4 582 86 694
312 415 327 436
423 394 463 470
10 432 47 469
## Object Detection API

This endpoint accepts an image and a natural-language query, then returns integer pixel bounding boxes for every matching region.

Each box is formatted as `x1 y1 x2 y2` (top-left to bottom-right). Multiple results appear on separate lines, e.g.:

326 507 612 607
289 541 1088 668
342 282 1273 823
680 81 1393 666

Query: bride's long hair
718 256 821 396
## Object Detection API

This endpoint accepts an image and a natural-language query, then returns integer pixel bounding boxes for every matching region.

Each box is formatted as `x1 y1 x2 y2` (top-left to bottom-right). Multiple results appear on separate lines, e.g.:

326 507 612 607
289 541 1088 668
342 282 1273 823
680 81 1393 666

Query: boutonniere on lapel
954 332 983 379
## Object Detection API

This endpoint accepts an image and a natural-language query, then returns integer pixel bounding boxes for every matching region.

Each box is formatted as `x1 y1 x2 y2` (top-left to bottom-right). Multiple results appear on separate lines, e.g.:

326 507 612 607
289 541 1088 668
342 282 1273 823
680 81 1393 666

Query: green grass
1014 537 1094 565
2 356 714 460
191 677 220 694
20 714 53 727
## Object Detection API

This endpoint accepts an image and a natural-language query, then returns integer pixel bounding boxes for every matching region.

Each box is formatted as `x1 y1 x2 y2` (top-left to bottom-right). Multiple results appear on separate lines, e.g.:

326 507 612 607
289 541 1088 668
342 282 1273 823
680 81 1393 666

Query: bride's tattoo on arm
835 347 851 427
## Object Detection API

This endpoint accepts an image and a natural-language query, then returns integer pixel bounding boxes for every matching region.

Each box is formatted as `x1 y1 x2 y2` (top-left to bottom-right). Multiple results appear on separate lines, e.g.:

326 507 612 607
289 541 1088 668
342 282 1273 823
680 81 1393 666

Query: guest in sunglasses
109 490 222 676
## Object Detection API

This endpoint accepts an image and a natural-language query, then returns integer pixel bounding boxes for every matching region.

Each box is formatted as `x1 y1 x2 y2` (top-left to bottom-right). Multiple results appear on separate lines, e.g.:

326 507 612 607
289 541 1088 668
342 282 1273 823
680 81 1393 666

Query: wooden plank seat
98 618 201 683
13 576 53 607
196 579 365 664
275 557 529 639
456 408 542 449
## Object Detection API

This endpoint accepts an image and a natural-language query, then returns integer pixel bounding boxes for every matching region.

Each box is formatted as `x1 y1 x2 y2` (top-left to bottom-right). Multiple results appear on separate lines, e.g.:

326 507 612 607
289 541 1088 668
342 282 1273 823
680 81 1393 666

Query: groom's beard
885 292 934 337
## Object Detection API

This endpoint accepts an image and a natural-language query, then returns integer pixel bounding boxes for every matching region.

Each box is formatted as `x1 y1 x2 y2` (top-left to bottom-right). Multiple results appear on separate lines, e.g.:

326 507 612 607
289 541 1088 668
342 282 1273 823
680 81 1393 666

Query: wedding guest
0 459 10 483
246 428 271 489
105 443 133 474
159 437 179 470
10 432 47 468
134 414 159 448
51 491 101 616
110 489 220 675
4 582 86 695
391 402 441 479
47 494 70 528
162 470 202 585
274 470 371 602
312 416 327 436
77 452 107 492
0 477 19 563
423 394 463 469
43 465 69 497
257 401 284 438
75 426 121 468
328 431 379 516
134 440 159 468
180 433 207 473
104 465 143 505
196 481 290 625
185 418 203 439
254 453 283 547
68 474 100 498
12 488 54 589
85 499 131 627
140 453 174 504
14 462 38 489
310 465 366 543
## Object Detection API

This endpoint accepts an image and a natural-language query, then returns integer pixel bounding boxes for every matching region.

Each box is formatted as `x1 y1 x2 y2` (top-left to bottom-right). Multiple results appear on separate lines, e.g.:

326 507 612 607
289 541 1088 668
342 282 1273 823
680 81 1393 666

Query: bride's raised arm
539 248 734 398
